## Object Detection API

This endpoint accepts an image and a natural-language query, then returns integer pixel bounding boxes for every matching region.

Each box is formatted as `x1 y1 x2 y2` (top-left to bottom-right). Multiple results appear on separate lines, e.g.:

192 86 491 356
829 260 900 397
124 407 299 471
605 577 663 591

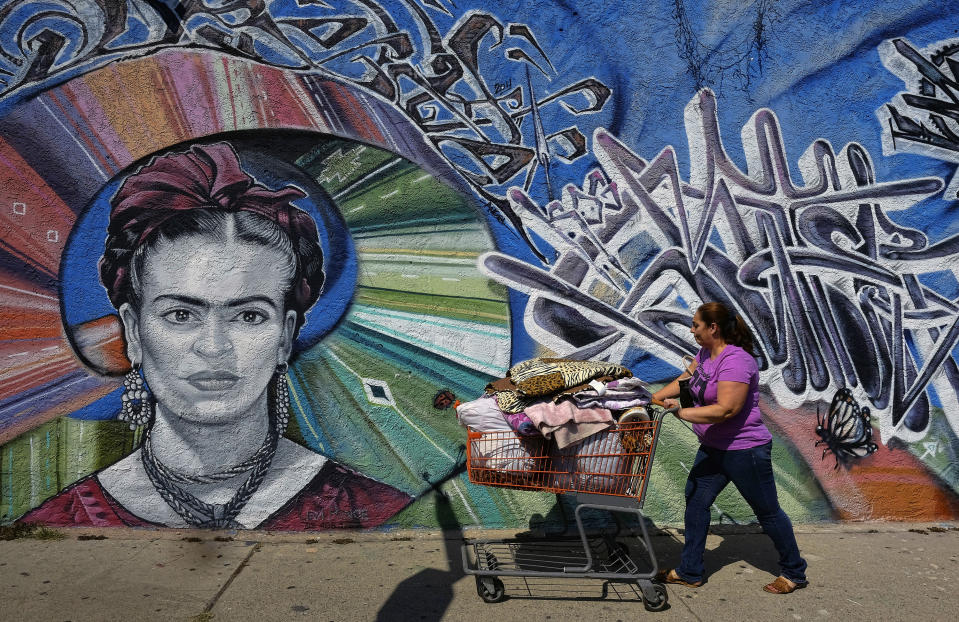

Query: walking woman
651 302 808 594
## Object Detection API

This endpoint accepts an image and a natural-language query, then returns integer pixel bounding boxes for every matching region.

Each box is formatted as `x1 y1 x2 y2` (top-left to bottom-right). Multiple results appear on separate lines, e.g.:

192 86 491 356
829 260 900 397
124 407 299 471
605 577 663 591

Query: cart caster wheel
476 577 505 603
643 583 669 611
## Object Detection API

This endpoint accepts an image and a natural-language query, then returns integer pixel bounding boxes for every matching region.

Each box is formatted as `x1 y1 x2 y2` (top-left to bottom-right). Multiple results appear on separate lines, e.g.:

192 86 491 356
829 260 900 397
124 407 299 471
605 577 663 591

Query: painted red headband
100 142 319 309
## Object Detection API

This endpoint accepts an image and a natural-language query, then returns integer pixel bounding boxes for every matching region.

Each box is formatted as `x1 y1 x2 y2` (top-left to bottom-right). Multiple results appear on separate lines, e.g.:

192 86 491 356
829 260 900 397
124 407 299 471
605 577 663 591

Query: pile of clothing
456 358 653 490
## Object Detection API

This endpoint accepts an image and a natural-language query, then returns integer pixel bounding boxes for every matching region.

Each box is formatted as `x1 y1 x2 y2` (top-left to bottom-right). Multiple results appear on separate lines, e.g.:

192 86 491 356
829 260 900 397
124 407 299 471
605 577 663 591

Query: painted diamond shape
362 378 396 406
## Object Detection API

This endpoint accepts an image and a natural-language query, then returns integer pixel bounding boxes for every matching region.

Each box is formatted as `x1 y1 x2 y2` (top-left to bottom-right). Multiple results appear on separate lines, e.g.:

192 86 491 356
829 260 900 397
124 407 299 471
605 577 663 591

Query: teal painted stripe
352 304 509 339
294 353 424 494
44 429 51 492
290 359 415 492
457 474 509 526
345 318 502 372
6 448 11 516
317 347 435 489
322 333 478 455
317 352 446 494
287 371 332 453
335 323 496 397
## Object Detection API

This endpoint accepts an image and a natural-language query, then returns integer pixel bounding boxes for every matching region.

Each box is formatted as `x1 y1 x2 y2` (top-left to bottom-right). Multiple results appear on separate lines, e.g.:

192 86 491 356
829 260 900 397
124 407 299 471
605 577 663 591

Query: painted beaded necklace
139 373 291 529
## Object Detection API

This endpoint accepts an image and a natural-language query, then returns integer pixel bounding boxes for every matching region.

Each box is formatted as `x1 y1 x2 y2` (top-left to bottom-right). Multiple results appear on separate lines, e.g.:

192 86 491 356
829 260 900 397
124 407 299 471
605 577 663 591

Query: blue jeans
675 442 807 584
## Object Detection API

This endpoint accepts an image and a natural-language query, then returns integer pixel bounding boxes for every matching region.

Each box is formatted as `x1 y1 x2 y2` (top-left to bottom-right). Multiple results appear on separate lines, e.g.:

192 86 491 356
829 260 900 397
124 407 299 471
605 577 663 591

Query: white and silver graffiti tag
481 89 956 445
879 36 959 198
0 0 609 258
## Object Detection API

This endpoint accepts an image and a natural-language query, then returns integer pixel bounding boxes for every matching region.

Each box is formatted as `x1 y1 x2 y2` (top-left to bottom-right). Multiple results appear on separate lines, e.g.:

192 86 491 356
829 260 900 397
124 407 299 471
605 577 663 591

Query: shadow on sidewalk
373 465 787 612
519 500 787 590
651 526 785 583
701 529 783 580
375 462 466 622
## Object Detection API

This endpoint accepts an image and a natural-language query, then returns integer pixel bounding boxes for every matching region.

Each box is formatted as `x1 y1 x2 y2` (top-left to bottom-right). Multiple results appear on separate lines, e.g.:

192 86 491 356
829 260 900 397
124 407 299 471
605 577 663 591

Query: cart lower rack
461 405 669 610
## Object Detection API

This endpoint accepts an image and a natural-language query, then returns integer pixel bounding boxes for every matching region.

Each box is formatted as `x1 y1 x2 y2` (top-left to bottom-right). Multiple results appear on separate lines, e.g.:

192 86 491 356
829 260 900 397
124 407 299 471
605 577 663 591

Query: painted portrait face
119 233 297 425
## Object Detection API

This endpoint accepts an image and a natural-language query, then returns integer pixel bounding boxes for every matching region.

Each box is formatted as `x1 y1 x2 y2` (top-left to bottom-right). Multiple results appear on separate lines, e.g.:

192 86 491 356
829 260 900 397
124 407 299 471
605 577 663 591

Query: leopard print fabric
514 372 565 397
490 358 633 413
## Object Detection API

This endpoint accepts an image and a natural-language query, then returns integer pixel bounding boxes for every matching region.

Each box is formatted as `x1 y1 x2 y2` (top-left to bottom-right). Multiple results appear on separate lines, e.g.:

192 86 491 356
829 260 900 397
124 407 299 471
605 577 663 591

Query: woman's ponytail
728 314 754 355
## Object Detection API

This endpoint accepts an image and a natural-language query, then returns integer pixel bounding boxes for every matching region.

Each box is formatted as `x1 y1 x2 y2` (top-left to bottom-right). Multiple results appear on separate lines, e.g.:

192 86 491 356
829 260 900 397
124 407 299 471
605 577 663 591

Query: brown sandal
763 576 808 594
654 568 703 587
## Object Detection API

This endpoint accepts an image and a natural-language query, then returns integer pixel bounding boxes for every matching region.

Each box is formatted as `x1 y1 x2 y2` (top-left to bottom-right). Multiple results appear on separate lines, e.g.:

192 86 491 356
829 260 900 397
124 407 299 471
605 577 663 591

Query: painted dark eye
163 309 194 324
238 310 267 325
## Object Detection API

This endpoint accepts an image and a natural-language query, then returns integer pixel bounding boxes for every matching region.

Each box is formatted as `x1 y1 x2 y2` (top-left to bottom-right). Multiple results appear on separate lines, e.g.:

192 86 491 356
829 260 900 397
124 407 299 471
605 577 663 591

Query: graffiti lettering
879 37 959 197
480 89 956 444
306 508 370 522
484 201 507 226
494 79 513 95
0 0 610 259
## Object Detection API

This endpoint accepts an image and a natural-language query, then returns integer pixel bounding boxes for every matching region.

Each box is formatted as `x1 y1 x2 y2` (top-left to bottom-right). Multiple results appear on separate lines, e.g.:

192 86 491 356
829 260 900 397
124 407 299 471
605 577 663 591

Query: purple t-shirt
688 345 771 450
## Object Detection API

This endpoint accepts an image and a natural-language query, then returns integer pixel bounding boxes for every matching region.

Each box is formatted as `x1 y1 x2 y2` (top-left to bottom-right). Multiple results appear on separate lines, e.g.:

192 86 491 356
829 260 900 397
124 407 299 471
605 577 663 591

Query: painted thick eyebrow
152 294 209 308
152 294 279 310
226 295 279 310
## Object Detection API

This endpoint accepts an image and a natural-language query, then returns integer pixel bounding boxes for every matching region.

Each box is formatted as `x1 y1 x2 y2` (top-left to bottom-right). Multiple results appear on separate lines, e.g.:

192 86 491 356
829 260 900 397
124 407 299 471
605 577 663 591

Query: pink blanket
524 401 614 448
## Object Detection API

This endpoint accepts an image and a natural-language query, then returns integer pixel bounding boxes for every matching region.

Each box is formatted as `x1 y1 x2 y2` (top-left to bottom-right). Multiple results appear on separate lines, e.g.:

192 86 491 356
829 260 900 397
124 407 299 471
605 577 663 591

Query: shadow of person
525 493 664 542
523 494 572 537
375 461 466 622
700 527 783 580
653 524 783 583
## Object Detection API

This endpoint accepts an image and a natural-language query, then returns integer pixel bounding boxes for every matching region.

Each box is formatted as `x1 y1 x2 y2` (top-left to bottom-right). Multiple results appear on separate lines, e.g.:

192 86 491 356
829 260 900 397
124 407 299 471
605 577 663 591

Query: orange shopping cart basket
461 403 670 610
465 417 659 500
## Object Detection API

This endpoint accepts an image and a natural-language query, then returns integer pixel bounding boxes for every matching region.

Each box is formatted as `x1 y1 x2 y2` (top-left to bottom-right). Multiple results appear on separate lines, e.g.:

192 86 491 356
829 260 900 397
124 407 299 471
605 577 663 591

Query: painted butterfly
815 388 879 469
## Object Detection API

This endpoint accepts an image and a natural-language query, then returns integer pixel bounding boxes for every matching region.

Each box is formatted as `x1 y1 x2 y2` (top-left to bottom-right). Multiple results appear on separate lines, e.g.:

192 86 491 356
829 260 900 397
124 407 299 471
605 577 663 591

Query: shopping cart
460 404 669 610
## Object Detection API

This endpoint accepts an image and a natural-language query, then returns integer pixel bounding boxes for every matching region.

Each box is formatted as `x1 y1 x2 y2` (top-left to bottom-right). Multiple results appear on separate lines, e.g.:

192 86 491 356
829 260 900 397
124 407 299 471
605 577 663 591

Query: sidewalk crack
674 587 703 620
202 542 261 614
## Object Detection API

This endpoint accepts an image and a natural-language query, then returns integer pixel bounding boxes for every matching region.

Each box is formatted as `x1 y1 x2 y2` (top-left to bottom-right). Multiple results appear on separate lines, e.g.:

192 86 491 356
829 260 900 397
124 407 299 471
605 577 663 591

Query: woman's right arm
651 357 698 402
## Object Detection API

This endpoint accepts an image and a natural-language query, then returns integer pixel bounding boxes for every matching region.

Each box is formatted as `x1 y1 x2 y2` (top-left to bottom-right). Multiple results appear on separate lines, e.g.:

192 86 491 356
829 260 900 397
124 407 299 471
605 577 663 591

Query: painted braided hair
98 142 325 337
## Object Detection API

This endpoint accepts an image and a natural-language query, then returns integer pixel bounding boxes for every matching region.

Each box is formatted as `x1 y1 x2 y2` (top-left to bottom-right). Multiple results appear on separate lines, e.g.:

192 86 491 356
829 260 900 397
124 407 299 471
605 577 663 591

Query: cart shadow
375 466 466 622
378 484 779 611
531 493 786 584
480 500 672 606
495 503 785 602
490 537 653 604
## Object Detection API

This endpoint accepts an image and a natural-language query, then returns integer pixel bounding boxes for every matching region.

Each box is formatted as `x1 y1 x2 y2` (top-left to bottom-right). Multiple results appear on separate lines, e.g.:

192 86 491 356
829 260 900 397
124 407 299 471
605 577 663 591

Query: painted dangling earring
119 365 153 430
273 362 291 435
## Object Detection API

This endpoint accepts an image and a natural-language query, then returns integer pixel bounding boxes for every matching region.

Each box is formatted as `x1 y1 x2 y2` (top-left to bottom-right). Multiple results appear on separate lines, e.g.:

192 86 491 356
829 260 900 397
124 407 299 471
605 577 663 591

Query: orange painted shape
69 314 130 375
84 61 185 161
761 395 959 521
0 138 76 275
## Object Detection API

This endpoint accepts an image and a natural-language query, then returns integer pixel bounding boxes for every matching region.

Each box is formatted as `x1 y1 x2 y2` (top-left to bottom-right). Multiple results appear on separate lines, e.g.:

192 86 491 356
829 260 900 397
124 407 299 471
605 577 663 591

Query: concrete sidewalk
2 521 957 621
